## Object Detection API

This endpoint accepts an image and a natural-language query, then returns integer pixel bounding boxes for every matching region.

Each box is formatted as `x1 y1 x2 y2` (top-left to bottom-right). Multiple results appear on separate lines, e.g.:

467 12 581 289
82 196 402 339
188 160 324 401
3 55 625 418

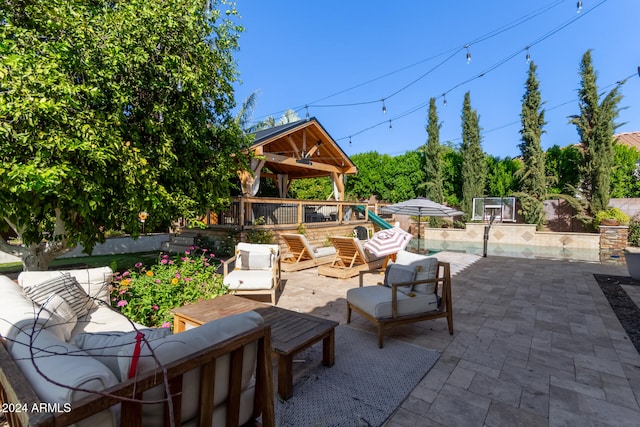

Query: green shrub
111 249 228 329
594 207 630 228
628 214 640 247
245 216 274 244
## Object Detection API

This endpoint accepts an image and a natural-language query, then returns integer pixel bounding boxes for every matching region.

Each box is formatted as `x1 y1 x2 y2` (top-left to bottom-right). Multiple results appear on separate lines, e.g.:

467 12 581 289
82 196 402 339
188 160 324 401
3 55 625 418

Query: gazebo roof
250 117 357 180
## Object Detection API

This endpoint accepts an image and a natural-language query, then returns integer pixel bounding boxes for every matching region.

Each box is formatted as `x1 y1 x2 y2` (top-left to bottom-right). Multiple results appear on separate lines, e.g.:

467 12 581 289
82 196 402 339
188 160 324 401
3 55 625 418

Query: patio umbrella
381 197 464 251
364 226 413 258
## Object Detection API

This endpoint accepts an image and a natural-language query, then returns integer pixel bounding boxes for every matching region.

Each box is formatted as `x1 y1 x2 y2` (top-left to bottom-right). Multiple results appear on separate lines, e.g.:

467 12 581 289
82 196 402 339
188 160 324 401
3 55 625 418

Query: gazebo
238 117 357 200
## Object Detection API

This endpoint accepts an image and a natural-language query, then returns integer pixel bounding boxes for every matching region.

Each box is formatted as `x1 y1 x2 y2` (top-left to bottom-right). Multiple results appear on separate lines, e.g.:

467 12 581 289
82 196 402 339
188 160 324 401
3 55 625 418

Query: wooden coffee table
172 294 338 400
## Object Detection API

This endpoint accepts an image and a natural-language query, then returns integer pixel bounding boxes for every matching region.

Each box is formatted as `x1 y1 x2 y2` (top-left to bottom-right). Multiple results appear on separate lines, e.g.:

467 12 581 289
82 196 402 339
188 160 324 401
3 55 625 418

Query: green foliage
289 177 333 200
0 0 249 269
485 156 522 197
296 223 307 235
628 214 640 247
568 50 624 217
111 250 228 328
594 208 629 228
245 217 274 244
545 145 582 194
422 98 444 203
441 145 462 207
514 192 545 230
611 144 640 198
460 92 486 217
518 61 547 211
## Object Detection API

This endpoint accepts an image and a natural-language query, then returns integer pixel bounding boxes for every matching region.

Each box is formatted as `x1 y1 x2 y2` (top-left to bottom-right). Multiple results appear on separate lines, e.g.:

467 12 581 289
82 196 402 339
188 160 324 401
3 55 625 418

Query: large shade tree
0 0 250 270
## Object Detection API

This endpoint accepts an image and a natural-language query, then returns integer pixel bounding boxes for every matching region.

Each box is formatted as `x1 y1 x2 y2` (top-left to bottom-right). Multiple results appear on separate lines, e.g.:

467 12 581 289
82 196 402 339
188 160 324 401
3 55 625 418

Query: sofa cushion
19 267 113 305
71 328 173 375
240 249 271 270
116 311 264 426
224 270 274 290
394 251 438 294
41 293 78 341
235 243 278 270
0 277 57 348
22 273 94 317
383 264 416 295
347 285 438 319
10 327 118 427
72 305 146 336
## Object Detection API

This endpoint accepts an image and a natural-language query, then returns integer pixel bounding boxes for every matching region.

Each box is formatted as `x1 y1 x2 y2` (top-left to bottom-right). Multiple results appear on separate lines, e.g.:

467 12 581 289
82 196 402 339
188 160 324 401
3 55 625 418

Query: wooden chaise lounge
280 233 336 272
317 236 386 279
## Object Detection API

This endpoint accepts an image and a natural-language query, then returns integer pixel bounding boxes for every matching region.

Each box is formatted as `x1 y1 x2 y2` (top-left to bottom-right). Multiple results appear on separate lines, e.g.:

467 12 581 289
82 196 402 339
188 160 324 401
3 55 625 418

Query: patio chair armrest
358 268 385 287
223 254 237 276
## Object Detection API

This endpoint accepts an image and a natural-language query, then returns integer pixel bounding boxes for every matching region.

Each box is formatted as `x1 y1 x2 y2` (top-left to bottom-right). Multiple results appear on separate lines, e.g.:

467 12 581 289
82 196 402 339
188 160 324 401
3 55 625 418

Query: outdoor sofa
0 267 274 427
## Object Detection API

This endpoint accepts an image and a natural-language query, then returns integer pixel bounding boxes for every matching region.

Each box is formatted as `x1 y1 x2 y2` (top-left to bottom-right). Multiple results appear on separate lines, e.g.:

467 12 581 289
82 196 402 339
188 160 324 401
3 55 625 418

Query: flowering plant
111 247 228 328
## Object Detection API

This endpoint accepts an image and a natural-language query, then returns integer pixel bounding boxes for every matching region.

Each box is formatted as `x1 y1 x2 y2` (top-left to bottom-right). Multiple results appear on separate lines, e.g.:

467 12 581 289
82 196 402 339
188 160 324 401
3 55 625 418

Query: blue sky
232 0 640 159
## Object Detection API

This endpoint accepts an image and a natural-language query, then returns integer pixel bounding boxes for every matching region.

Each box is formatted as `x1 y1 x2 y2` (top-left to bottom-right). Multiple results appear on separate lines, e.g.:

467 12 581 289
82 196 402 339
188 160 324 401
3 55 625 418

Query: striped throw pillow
23 273 94 317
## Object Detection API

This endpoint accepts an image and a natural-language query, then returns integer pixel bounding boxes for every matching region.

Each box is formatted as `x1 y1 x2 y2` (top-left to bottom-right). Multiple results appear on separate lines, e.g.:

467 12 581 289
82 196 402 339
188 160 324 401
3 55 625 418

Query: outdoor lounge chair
346 250 453 347
223 242 282 304
317 236 386 279
280 233 337 272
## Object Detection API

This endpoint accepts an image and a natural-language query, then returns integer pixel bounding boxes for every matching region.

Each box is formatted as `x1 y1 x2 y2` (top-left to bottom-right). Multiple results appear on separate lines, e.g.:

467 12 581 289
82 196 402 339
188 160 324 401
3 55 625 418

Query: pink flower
135 262 143 268
209 253 216 258
184 277 193 282
118 289 127 295
122 271 130 277
117 300 128 307
184 250 190 256
152 305 159 311
161 259 168 265
155 279 161 284
189 245 195 250
168 260 174 265
202 248 208 253
175 273 181 279
204 262 210 267
162 254 169 259
162 322 171 328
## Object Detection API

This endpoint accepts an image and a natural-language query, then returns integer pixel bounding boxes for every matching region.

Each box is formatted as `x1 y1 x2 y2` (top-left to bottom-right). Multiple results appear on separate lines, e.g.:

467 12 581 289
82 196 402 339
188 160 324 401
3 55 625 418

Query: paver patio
277 252 640 427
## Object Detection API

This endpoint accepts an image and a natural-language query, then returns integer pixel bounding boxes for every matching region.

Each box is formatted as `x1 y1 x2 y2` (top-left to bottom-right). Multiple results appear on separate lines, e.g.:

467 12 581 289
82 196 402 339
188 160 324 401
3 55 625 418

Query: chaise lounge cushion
23 273 95 317
10 327 119 427
346 285 438 319
116 311 264 426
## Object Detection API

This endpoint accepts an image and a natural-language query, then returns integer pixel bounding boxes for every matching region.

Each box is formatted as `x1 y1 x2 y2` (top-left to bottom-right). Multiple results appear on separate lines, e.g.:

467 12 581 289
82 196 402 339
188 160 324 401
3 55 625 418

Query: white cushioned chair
223 242 282 304
346 250 453 347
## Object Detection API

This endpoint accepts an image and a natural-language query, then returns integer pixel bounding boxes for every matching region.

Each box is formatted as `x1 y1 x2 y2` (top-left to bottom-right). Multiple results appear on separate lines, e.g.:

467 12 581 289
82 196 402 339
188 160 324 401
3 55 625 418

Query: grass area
0 251 160 275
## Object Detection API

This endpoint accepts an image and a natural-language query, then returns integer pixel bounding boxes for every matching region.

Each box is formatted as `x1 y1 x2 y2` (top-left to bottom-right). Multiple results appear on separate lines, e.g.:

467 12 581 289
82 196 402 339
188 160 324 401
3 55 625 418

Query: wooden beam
264 153 343 174
286 136 300 159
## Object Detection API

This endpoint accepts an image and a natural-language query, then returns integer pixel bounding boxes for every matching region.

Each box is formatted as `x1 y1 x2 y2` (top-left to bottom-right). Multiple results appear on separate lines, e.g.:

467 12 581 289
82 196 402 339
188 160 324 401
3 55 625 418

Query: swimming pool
408 239 600 262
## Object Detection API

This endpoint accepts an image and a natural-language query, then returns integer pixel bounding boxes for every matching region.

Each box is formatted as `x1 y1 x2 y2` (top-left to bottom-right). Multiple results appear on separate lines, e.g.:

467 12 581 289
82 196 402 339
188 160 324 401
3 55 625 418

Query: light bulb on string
349 136 352 146
577 1 582 13
305 105 309 120
381 99 387 114
526 47 531 63
388 120 392 130
442 93 447 107
465 45 471 64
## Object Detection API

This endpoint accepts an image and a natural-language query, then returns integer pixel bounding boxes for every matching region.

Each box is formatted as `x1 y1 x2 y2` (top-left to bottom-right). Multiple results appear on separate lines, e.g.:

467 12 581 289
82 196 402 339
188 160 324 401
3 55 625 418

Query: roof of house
615 131 640 151
249 117 357 180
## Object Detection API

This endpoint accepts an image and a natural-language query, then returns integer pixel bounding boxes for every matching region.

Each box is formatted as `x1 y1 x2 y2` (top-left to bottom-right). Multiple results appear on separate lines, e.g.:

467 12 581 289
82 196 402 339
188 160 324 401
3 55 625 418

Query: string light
381 99 387 114
526 47 531 63
349 136 352 146
442 93 447 107
577 1 582 13
305 105 309 120
465 45 471 63
388 120 392 130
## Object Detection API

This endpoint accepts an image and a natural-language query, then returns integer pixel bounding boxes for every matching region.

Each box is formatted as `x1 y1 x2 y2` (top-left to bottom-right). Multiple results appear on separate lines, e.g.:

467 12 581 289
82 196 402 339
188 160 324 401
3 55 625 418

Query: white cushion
19 267 113 305
235 243 278 271
347 285 438 319
22 273 94 317
71 328 173 375
315 246 336 258
41 293 78 341
116 311 264 426
383 264 416 295
10 327 118 427
240 250 271 270
72 305 146 336
394 251 438 294
224 270 274 290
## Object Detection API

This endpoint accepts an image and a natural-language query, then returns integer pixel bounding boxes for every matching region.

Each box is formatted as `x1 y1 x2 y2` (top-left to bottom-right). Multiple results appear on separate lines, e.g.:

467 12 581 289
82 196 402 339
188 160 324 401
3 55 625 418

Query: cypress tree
423 98 444 203
518 61 547 227
569 50 624 217
460 92 486 217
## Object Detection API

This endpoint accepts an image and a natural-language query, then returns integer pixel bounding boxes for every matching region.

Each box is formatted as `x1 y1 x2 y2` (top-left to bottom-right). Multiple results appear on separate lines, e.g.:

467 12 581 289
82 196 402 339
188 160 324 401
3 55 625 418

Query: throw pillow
413 258 439 294
23 273 94 317
71 328 173 375
41 294 78 342
240 250 272 270
383 264 416 295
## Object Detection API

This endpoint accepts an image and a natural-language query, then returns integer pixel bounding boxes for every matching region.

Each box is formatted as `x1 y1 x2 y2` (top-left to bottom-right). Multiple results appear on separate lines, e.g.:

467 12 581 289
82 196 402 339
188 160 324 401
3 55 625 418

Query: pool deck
276 251 640 427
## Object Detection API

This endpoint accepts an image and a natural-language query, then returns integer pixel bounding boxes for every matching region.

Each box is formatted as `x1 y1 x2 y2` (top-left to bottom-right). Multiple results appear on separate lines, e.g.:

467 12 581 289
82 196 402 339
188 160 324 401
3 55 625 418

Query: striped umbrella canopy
381 197 465 251
364 226 413 258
